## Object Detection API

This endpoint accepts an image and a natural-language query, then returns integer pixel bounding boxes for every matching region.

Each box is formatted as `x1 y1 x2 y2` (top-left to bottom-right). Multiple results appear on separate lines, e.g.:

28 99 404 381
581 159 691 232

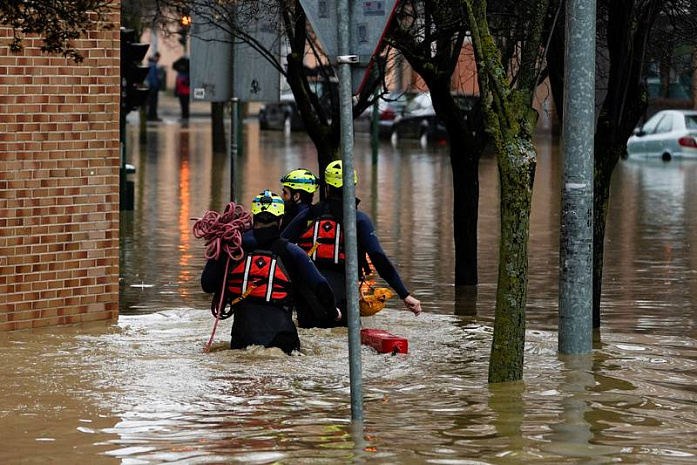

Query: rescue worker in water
282 160 422 327
279 168 319 232
201 190 341 354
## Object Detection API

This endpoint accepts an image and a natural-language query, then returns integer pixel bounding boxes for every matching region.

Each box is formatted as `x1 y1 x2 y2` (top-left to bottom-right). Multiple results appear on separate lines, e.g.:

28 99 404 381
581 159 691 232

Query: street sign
298 0 400 94
190 9 233 102
233 7 281 102
190 2 281 103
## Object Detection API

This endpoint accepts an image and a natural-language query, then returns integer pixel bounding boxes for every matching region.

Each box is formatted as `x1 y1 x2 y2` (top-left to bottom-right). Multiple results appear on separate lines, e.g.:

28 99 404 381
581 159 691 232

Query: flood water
2 118 696 464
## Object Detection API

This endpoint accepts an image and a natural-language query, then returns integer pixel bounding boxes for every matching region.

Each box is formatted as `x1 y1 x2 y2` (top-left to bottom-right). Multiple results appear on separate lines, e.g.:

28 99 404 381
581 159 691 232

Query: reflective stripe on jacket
297 215 345 266
226 246 292 305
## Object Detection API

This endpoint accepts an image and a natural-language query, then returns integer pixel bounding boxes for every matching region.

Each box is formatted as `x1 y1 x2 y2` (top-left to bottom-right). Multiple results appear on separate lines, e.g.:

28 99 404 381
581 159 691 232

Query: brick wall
0 8 121 330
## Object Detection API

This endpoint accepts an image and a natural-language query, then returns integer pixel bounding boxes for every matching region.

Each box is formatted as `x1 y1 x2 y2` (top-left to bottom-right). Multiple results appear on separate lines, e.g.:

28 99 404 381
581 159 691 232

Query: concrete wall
0 8 121 330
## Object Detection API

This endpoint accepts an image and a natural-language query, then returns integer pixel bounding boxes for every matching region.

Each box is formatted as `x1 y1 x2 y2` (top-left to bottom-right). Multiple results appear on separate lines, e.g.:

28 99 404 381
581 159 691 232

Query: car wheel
662 152 672 162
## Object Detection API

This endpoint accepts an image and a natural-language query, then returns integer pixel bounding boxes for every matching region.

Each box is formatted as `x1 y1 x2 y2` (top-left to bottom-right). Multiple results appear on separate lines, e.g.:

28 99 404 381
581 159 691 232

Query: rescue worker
279 168 319 232
201 190 341 354
282 160 422 327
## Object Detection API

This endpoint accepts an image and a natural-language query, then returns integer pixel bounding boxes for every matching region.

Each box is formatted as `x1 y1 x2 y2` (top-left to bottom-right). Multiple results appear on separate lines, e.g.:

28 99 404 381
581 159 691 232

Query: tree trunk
428 82 484 287
592 113 635 327
592 144 617 328
488 138 536 384
450 135 480 286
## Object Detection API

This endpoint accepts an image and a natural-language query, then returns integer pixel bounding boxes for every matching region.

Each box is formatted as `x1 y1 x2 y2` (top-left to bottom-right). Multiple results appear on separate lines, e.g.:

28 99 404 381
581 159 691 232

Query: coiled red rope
193 202 252 262
192 202 252 352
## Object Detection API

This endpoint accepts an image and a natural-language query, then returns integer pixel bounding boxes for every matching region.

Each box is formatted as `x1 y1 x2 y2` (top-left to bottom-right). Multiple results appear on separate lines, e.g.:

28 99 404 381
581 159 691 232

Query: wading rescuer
282 160 422 327
201 190 342 354
280 168 319 232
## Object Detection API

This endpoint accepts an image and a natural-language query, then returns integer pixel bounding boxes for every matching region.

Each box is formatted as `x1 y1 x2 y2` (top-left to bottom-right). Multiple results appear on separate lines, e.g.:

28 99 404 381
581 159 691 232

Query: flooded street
2 119 696 464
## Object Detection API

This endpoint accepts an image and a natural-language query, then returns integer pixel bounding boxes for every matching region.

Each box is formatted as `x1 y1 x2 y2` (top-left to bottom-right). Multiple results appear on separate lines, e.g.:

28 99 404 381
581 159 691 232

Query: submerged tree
0 0 115 62
463 0 553 383
389 0 486 287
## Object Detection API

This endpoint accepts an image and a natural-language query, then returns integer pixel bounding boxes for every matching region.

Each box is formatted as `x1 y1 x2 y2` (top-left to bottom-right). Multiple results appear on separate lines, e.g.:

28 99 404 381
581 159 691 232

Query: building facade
0 9 121 330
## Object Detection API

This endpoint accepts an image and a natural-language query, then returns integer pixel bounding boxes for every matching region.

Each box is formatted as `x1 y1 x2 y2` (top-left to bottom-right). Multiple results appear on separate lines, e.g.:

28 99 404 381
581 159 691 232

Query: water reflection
455 286 478 317
543 354 619 463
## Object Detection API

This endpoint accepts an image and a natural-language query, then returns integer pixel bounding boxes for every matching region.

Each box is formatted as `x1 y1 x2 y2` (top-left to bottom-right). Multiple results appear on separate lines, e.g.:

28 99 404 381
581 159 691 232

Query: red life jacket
226 245 292 305
297 215 345 266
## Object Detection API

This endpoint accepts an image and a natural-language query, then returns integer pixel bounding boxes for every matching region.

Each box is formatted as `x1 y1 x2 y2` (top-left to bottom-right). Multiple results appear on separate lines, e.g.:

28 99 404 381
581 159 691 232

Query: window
655 114 674 133
685 115 697 130
641 113 664 134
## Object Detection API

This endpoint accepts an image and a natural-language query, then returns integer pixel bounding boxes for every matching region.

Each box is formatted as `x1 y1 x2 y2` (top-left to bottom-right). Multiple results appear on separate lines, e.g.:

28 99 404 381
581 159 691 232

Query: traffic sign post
335 0 363 424
297 0 401 424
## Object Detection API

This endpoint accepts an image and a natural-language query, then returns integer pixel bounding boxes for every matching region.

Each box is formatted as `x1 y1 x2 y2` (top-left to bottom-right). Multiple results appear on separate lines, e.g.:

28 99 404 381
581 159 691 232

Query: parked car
626 110 697 161
391 93 478 146
354 91 414 137
258 92 303 132
258 80 337 132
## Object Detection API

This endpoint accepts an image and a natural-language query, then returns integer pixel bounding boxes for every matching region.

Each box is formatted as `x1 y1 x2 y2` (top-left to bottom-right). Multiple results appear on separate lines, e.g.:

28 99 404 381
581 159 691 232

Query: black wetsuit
280 202 309 233
282 197 410 327
201 225 338 354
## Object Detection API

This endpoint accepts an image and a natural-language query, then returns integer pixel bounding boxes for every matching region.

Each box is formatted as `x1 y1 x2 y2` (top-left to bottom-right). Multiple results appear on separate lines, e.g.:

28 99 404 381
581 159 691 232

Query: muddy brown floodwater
1 120 696 464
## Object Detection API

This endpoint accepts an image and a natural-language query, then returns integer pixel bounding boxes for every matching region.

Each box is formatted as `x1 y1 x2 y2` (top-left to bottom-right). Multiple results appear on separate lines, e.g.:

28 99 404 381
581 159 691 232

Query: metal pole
337 0 363 422
371 95 379 163
229 5 237 204
230 97 239 202
559 0 595 354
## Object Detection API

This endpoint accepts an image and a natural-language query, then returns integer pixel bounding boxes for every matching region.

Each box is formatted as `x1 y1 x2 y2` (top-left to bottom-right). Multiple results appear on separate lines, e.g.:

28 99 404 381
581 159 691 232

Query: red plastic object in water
360 328 409 354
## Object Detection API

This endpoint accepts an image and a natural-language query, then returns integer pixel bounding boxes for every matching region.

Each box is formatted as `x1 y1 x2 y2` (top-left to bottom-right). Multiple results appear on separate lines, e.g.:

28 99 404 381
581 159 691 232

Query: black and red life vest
226 241 292 306
297 215 345 266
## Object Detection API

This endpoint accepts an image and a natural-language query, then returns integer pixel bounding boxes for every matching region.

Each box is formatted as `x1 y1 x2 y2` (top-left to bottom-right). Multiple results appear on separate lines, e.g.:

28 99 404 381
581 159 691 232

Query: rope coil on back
193 202 252 262
192 202 252 352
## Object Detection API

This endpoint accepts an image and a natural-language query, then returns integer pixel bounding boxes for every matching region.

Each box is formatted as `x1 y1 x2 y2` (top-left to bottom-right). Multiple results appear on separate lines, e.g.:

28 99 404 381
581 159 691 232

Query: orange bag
359 281 393 317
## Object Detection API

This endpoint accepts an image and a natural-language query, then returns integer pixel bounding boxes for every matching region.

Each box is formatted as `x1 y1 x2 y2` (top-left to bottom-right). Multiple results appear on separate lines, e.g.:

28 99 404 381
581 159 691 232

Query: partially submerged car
354 91 414 137
258 79 337 133
391 93 478 147
626 110 697 161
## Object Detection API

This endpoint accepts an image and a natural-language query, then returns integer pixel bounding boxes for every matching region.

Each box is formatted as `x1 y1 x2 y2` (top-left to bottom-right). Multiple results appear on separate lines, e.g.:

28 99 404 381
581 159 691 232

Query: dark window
685 115 697 130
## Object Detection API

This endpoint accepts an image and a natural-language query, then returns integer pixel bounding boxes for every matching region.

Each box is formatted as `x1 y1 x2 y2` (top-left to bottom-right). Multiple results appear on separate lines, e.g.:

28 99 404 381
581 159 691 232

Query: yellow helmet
324 160 358 188
280 168 319 193
251 190 285 217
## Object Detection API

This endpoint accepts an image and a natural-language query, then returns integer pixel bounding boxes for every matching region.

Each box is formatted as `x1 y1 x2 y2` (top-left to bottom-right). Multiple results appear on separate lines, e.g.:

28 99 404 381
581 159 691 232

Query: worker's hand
404 295 422 316
334 307 342 321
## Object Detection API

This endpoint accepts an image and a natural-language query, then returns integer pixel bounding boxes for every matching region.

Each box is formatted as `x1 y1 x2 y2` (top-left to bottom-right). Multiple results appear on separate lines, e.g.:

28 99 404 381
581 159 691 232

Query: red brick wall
0 8 121 330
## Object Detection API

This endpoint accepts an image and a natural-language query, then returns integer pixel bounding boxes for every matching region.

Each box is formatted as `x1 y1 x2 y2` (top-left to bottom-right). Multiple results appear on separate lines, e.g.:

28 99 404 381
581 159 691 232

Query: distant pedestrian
146 52 161 121
173 56 190 120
